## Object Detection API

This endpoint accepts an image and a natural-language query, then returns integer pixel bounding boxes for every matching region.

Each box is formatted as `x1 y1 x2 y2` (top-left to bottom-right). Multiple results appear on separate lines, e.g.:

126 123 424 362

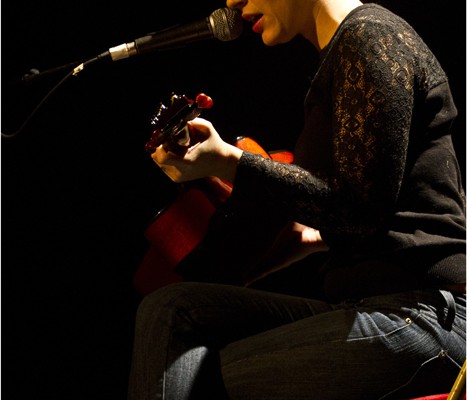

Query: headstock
145 93 214 153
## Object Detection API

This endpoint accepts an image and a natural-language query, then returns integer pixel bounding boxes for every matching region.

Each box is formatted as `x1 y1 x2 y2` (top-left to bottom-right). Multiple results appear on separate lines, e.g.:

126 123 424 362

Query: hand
151 118 243 183
246 221 329 285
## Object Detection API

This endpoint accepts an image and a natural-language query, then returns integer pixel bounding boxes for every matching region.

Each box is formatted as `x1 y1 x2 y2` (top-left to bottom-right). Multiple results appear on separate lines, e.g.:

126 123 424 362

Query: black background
2 1 465 399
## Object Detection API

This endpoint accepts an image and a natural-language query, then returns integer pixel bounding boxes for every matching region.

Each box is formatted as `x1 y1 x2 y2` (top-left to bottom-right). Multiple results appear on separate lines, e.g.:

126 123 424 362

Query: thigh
137 281 333 348
130 282 334 400
220 290 466 400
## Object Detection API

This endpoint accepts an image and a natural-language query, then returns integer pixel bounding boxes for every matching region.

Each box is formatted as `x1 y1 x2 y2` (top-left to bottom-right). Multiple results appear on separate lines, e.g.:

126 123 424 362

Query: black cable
1 52 109 139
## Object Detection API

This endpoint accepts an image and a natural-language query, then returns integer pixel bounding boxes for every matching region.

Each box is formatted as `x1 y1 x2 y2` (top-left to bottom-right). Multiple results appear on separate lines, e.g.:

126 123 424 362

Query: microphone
107 8 243 61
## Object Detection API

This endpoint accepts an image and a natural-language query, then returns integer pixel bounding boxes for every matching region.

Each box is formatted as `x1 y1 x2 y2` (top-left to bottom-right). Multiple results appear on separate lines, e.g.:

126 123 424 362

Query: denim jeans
127 282 466 400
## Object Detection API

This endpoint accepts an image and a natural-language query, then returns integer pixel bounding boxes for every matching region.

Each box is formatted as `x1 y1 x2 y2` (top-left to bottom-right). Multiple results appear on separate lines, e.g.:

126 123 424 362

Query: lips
242 13 264 33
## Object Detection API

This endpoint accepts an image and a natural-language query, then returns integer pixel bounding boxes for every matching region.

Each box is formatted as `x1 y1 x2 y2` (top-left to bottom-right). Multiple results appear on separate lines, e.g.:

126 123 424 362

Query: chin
261 30 289 46
261 35 280 46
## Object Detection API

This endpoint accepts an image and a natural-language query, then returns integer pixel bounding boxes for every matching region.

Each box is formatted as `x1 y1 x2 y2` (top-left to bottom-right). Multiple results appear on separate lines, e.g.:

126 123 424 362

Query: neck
306 0 363 50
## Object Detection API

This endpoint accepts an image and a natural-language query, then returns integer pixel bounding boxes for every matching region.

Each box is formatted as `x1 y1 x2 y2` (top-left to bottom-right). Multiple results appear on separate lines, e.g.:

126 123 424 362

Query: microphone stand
1 53 108 140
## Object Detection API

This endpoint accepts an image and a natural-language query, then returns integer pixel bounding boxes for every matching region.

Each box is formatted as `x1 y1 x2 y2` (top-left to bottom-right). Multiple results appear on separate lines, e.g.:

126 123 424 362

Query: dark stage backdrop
2 1 465 399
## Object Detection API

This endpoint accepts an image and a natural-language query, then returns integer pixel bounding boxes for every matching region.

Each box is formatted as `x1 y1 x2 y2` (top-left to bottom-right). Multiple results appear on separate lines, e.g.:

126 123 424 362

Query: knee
136 282 205 322
138 281 187 309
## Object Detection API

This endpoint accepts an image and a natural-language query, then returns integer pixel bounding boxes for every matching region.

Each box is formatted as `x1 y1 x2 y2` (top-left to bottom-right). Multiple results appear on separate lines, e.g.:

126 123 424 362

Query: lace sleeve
233 14 424 243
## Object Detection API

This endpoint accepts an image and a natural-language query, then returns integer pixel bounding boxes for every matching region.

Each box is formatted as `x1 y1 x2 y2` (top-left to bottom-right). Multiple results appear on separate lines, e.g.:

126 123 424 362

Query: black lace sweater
227 4 465 300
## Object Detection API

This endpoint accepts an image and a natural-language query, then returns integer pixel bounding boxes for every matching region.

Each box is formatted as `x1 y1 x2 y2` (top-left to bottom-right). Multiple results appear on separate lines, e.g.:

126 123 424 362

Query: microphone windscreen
209 8 243 42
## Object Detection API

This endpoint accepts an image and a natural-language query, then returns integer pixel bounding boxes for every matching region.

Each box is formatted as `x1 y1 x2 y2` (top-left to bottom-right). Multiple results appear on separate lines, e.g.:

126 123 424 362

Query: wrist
219 144 243 183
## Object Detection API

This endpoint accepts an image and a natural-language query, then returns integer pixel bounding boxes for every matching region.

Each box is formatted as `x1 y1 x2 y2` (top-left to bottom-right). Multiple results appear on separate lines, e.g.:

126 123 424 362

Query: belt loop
439 289 456 329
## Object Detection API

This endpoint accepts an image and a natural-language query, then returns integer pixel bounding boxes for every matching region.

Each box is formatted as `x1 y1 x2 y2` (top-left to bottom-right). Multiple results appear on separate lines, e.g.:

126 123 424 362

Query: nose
226 0 247 11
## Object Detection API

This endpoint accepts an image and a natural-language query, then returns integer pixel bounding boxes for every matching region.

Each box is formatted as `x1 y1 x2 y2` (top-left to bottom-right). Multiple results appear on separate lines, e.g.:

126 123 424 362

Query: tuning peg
150 102 168 127
195 93 213 109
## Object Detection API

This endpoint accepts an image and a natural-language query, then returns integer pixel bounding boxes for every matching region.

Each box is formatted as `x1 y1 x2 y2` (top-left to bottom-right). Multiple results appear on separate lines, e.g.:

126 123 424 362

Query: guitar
144 92 214 154
133 93 293 295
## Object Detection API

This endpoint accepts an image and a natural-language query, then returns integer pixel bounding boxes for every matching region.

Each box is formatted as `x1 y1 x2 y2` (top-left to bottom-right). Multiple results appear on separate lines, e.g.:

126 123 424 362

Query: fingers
150 146 184 182
187 117 214 131
186 117 216 139
150 142 194 183
150 143 181 167
150 144 167 169
148 117 221 183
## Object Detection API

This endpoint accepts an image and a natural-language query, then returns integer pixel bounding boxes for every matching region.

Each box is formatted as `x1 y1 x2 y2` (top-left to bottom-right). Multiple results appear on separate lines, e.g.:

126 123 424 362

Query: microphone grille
209 8 243 42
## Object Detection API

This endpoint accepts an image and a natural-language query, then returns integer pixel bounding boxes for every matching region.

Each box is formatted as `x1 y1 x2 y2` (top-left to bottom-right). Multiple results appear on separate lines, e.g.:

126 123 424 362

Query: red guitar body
133 93 293 295
134 187 215 293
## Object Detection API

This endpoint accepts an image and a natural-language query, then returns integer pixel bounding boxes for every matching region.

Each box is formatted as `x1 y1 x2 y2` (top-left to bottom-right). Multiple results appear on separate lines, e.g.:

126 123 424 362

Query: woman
128 0 466 399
